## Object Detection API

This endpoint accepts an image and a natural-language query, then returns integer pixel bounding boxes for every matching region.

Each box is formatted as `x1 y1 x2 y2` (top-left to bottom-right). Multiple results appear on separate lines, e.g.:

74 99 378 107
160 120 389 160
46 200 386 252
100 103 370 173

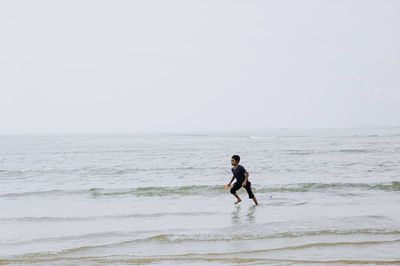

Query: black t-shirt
231 165 247 184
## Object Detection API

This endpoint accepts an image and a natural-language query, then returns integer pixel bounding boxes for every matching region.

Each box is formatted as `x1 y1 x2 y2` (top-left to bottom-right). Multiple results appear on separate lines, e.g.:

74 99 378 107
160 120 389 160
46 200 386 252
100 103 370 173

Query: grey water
1 128 400 265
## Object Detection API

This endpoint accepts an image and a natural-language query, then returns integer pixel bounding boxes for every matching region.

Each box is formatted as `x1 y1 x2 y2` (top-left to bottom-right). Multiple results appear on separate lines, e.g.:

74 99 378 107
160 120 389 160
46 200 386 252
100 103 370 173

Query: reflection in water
231 205 241 224
246 205 256 223
231 205 257 224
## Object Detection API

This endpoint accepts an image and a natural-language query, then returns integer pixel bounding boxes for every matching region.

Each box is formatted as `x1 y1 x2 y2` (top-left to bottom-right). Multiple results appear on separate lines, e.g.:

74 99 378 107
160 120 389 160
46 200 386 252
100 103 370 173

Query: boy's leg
233 193 242 205
252 196 259 205
244 182 259 205
230 182 242 204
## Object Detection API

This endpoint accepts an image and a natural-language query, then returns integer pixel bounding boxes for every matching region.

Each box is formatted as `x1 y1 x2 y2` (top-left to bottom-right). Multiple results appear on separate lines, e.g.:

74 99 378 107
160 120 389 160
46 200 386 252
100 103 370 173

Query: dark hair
232 155 240 163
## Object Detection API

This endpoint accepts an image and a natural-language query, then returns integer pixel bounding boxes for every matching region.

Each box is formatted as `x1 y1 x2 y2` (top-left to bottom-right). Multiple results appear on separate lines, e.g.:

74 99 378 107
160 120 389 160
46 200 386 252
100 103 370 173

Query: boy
227 155 259 205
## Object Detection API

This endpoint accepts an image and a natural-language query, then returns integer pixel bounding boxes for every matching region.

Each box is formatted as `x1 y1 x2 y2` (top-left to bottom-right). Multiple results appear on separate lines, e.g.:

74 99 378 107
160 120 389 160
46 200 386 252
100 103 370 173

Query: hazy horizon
1 125 399 137
1 0 399 134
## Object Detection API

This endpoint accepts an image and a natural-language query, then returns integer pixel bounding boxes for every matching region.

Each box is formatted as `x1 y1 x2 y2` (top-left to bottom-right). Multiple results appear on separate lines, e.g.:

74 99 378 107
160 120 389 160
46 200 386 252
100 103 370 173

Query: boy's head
231 155 240 166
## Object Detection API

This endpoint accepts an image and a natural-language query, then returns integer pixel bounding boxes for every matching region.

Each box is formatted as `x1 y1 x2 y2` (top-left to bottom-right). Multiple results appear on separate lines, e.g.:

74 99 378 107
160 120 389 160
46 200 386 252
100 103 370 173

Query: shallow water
1 128 400 265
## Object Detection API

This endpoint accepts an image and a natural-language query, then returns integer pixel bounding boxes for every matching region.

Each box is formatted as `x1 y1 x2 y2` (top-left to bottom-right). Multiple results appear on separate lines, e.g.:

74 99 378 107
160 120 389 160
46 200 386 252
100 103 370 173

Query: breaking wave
1 182 399 198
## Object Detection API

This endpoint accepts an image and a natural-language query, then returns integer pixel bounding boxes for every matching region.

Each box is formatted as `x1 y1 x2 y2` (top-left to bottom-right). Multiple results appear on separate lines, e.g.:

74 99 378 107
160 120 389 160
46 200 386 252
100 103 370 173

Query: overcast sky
0 0 399 134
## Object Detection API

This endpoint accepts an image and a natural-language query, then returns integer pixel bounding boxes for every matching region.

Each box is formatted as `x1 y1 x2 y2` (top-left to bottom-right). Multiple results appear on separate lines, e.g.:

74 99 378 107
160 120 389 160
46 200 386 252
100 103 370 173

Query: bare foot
253 197 259 205
234 199 242 205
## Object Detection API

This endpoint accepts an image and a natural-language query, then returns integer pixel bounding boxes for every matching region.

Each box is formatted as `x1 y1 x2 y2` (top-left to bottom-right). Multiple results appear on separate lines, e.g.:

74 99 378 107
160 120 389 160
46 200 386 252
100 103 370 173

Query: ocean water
1 128 400 265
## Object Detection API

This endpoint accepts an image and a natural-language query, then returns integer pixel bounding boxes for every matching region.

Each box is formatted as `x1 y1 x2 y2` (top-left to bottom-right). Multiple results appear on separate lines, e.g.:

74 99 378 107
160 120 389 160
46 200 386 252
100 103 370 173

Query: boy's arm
228 176 235 186
242 171 249 186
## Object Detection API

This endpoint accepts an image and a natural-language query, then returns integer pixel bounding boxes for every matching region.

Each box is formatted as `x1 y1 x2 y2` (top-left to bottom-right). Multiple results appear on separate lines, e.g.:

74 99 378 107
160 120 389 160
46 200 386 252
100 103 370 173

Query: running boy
227 155 259 205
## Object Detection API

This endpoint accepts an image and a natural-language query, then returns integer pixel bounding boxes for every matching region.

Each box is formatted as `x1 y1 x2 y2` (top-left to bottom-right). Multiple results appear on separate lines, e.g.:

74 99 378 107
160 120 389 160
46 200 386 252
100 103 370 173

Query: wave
337 149 372 153
285 150 316 155
4 237 400 264
1 211 216 223
283 148 376 155
142 229 400 243
3 231 131 246
1 181 399 198
259 181 400 193
0 169 27 177
0 166 220 177
248 136 279 139
52 239 400 255
3 257 400 265
6 228 400 246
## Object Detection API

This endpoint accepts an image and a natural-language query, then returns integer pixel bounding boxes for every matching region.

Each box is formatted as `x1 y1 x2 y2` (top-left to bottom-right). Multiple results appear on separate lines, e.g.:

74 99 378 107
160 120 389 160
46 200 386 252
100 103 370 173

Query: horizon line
0 125 399 136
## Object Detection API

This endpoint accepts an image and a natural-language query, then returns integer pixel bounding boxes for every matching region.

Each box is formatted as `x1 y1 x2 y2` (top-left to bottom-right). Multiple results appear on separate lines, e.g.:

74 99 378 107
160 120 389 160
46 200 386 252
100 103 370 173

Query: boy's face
231 158 238 166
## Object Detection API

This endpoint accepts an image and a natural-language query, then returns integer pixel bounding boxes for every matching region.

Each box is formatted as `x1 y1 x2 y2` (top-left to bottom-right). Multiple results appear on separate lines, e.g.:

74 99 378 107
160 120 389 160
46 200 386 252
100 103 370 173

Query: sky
0 0 399 134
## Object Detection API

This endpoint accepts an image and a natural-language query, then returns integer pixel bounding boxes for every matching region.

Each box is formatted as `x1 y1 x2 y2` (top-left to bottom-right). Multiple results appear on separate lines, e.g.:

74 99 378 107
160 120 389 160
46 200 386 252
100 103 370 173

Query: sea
1 128 400 265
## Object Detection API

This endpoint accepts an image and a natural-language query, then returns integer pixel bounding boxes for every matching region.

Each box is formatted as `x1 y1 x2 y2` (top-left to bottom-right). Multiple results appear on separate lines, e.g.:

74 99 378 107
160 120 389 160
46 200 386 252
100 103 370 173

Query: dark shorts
230 181 254 199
